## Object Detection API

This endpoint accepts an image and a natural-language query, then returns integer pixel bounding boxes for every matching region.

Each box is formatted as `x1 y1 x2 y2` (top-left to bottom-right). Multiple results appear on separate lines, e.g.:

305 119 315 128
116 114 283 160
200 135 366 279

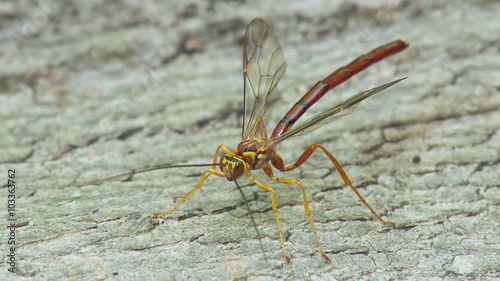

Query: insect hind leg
272 144 395 227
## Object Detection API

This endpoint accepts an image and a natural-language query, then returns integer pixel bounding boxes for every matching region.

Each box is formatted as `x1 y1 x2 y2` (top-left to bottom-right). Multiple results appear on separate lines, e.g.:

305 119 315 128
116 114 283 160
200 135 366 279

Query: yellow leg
154 144 233 218
211 144 235 169
245 172 291 263
272 144 395 227
153 168 225 218
263 166 331 263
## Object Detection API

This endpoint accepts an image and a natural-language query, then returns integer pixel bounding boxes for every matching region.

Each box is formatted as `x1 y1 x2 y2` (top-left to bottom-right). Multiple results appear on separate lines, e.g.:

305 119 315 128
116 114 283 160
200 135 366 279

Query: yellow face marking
221 155 246 180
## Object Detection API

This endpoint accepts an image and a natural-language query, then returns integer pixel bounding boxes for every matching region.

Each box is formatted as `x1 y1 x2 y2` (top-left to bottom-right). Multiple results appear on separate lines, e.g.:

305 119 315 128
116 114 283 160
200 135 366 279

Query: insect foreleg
212 144 235 168
153 168 225 218
154 144 232 218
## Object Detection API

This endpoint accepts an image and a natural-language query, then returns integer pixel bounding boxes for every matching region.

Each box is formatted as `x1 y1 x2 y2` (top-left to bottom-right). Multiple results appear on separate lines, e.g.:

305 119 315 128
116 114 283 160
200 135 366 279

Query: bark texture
1 1 498 280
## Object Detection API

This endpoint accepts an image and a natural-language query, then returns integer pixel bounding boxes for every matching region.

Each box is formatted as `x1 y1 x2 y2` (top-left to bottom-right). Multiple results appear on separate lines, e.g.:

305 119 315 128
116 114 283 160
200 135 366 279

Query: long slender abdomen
271 40 408 138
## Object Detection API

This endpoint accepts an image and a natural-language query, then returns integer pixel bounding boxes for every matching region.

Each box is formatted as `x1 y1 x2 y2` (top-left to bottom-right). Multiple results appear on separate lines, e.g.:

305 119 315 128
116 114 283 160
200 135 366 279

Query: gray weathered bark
1 1 498 280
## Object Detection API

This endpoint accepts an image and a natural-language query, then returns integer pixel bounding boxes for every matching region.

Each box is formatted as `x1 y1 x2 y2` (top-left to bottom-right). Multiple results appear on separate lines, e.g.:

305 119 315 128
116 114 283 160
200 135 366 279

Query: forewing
267 77 406 146
242 18 287 140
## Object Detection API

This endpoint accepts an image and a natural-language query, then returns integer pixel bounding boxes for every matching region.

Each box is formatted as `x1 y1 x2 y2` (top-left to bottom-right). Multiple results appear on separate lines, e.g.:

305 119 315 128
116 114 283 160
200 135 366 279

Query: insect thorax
220 140 274 181
236 139 274 170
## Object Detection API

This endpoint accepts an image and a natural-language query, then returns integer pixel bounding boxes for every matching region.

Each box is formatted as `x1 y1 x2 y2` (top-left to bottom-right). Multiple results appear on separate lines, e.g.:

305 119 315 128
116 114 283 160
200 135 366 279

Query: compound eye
231 159 245 179
222 156 245 181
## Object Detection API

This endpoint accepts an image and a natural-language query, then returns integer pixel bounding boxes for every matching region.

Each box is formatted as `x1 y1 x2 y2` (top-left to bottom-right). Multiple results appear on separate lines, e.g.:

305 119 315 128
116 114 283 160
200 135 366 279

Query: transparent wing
242 18 287 140
267 77 406 146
